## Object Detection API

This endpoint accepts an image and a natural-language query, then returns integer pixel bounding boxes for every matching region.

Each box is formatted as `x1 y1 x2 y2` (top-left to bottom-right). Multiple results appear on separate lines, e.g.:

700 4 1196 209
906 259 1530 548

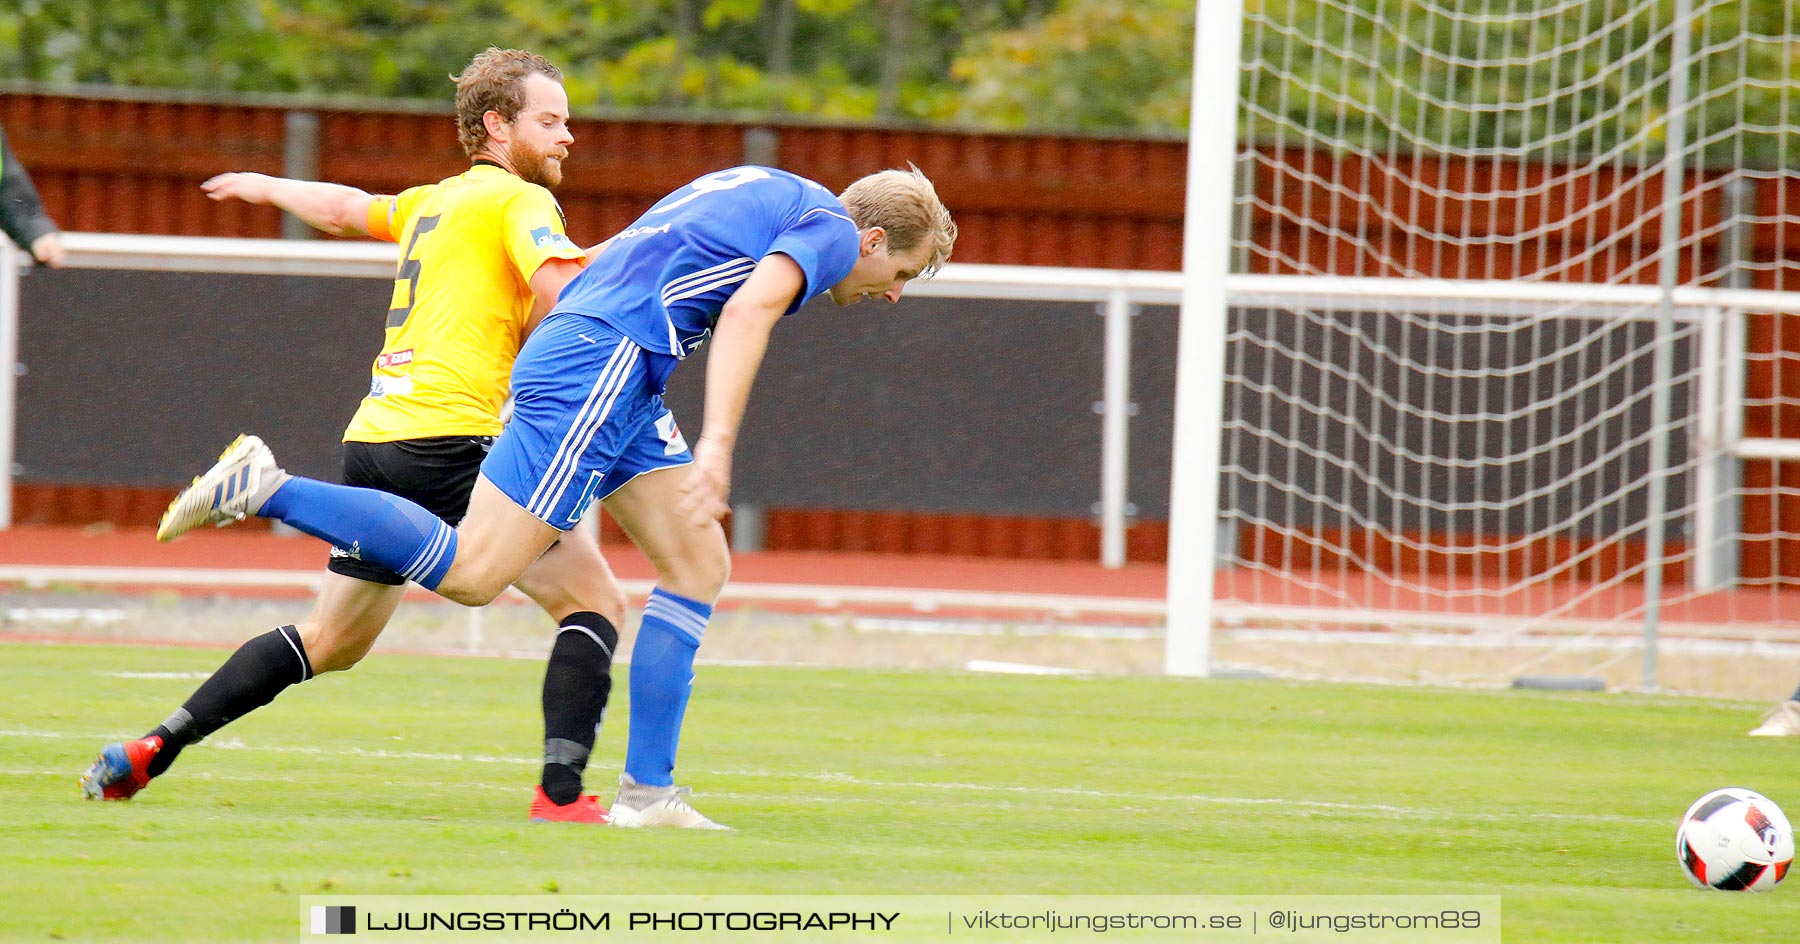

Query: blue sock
624 588 711 787
259 477 458 589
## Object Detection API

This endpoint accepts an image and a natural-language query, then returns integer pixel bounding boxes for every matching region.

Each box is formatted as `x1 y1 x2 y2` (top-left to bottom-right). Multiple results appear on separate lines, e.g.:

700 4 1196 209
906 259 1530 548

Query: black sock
540 612 617 805
144 625 313 778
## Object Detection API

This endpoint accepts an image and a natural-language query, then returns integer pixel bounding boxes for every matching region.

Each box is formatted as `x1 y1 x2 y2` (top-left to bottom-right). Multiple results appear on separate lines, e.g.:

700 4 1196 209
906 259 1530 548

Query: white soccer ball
1676 788 1794 891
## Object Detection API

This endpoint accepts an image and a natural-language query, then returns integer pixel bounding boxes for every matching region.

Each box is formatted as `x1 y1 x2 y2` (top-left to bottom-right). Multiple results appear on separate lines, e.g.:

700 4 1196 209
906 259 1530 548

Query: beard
510 141 564 189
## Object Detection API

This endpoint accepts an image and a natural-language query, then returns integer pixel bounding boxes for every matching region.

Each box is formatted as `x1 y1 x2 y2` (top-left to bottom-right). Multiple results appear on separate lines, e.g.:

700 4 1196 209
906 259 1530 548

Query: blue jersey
554 166 860 358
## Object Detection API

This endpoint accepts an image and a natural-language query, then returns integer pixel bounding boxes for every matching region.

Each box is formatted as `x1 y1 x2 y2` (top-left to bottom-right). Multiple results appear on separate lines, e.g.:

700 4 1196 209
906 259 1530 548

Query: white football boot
1749 700 1800 737
156 434 289 542
610 773 731 830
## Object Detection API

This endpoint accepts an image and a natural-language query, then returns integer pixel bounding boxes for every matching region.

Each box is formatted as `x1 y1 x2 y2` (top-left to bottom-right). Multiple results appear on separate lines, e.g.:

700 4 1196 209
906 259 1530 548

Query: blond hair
451 48 563 158
838 166 957 277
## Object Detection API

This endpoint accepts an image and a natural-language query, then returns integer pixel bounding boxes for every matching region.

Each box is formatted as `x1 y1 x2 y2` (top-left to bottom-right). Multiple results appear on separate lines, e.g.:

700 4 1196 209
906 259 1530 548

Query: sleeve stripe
797 207 855 226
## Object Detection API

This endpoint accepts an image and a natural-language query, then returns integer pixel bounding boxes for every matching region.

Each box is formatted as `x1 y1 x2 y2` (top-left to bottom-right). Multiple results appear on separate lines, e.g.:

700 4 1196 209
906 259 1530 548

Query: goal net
1189 0 1800 692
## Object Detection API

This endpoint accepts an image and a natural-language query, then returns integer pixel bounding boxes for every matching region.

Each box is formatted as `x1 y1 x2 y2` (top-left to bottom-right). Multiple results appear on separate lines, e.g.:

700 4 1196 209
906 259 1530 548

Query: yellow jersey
343 163 587 443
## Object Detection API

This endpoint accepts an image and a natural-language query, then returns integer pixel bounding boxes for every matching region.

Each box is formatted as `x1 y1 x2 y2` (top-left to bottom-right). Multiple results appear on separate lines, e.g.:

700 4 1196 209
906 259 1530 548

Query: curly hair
451 48 563 158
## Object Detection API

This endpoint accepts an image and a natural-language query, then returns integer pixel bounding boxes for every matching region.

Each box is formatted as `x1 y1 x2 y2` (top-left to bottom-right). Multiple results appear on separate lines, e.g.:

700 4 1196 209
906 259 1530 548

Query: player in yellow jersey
82 49 622 823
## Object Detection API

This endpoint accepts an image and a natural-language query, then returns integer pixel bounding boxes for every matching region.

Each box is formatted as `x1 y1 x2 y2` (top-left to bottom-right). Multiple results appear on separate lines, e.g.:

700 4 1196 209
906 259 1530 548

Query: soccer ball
1676 788 1794 891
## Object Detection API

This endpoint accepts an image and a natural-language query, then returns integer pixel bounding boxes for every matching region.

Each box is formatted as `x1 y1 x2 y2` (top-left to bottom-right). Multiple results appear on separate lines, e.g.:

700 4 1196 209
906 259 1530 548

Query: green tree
0 0 1793 166
0 0 281 88
944 0 1191 131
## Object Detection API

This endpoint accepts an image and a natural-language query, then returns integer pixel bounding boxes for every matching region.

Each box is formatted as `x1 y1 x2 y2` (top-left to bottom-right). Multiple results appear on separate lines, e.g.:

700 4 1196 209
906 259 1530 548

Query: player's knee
298 620 374 674
438 576 505 607
699 533 731 597
539 583 627 629
437 557 513 606
585 584 630 630
659 531 730 601
712 545 732 593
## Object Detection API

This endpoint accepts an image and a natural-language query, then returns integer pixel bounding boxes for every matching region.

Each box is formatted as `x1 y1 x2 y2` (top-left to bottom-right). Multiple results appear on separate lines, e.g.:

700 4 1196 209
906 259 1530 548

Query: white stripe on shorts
534 345 641 520
527 339 641 520
523 338 632 516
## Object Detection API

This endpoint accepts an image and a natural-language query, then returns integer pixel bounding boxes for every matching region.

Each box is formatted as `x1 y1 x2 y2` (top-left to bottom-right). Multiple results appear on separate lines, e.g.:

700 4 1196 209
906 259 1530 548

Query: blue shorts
482 314 690 530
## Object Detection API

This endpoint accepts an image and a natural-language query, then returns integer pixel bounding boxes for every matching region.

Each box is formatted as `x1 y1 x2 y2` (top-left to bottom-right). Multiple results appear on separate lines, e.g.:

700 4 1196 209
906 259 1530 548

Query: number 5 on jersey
388 214 442 328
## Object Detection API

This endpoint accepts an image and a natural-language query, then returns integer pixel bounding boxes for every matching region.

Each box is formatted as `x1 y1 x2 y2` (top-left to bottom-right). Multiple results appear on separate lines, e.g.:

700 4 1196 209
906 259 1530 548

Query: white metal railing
6 234 1172 565
0 564 1165 618
0 561 1162 657
4 232 1800 580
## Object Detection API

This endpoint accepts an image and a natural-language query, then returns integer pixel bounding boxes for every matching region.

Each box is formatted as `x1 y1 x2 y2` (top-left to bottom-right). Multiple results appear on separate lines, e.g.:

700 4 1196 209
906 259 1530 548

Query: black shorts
325 436 495 586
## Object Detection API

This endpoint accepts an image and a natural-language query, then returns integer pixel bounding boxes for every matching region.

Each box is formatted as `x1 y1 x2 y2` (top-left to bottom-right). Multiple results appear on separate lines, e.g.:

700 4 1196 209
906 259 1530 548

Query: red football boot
80 735 164 801
529 785 610 824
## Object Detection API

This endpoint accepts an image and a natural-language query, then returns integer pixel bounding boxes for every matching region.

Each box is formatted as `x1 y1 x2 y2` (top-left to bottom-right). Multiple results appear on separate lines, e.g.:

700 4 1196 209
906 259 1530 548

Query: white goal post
1170 0 1800 689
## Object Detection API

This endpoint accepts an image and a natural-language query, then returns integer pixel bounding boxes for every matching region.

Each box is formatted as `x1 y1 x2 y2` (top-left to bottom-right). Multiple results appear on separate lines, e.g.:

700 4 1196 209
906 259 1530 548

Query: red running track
4 526 1793 628
0 525 1169 600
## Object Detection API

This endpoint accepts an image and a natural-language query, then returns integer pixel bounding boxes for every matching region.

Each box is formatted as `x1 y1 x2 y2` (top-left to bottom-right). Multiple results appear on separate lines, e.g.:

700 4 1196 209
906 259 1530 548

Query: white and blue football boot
156 434 288 542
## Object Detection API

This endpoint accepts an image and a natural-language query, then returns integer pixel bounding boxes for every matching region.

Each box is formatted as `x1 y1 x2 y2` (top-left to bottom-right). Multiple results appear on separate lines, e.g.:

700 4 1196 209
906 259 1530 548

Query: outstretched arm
202 173 379 238
677 253 806 529
0 132 62 265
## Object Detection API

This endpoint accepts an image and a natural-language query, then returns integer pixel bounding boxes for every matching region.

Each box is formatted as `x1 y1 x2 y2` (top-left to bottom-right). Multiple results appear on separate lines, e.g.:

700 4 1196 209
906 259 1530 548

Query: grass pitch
3 641 1798 942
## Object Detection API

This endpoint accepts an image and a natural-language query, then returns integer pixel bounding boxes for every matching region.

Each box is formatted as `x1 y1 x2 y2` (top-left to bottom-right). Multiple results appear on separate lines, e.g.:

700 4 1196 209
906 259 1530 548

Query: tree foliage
943 0 1192 131
0 0 1065 122
0 0 1794 165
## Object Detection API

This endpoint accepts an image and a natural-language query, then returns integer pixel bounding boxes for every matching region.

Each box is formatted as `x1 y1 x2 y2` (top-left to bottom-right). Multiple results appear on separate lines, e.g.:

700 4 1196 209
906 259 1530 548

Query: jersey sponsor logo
369 374 415 398
530 226 578 251
376 349 414 369
615 222 672 241
655 412 689 456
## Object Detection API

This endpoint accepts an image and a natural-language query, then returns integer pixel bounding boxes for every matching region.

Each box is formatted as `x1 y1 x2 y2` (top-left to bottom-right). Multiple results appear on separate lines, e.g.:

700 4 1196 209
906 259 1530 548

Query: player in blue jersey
157 164 957 828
